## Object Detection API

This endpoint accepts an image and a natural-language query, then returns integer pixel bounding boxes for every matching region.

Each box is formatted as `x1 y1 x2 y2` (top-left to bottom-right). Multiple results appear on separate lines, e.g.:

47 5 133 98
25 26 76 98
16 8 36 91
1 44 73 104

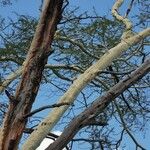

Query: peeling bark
0 0 64 149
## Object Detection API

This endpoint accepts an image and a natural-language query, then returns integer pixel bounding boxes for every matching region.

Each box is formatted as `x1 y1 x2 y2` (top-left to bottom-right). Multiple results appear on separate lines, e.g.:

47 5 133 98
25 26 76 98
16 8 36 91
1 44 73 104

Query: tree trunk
0 0 63 150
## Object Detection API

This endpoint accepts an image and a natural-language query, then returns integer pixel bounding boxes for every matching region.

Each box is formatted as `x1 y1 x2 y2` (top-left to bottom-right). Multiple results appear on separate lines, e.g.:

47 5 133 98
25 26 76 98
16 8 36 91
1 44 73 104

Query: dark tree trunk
0 1 64 150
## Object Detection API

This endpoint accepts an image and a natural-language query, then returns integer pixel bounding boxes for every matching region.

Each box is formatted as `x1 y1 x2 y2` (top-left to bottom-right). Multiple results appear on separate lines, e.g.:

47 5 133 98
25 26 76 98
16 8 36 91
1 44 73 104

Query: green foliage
0 15 37 65
53 18 123 70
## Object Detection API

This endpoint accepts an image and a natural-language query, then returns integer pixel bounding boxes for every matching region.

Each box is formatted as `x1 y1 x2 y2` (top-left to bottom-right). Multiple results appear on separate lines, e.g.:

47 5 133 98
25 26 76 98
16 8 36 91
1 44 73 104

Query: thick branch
47 58 150 150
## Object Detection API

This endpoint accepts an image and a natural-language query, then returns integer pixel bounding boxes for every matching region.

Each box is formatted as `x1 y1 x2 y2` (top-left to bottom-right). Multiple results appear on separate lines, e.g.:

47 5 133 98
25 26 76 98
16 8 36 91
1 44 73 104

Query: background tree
0 0 150 149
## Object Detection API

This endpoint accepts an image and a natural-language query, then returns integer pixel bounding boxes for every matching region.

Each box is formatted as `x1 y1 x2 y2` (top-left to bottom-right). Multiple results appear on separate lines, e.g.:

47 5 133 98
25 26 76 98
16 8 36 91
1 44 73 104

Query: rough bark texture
0 0 63 150
46 58 150 150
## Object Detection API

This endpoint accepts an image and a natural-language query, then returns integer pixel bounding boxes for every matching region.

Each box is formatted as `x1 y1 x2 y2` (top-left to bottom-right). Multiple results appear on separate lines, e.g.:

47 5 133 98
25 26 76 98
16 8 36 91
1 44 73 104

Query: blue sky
0 0 114 19
0 0 149 149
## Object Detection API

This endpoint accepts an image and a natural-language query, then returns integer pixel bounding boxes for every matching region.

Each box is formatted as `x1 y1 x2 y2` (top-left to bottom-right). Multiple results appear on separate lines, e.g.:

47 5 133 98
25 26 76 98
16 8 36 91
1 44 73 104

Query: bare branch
114 101 146 150
23 102 70 118
125 0 135 18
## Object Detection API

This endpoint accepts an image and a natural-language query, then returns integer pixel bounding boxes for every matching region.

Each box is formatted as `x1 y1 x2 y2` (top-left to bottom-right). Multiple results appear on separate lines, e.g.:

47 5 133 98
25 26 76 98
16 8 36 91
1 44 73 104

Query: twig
24 128 59 138
125 0 135 18
23 102 71 118
56 36 99 59
61 0 69 14
114 101 146 150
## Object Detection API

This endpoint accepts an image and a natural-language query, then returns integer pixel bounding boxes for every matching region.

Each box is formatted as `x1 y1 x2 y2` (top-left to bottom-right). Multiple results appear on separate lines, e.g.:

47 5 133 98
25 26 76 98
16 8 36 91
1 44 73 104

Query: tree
0 0 150 149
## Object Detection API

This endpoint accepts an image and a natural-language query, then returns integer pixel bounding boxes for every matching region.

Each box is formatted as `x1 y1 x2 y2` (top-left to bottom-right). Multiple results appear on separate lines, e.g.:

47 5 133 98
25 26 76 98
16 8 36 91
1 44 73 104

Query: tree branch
23 102 70 118
112 0 134 40
23 27 150 150
46 58 150 150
